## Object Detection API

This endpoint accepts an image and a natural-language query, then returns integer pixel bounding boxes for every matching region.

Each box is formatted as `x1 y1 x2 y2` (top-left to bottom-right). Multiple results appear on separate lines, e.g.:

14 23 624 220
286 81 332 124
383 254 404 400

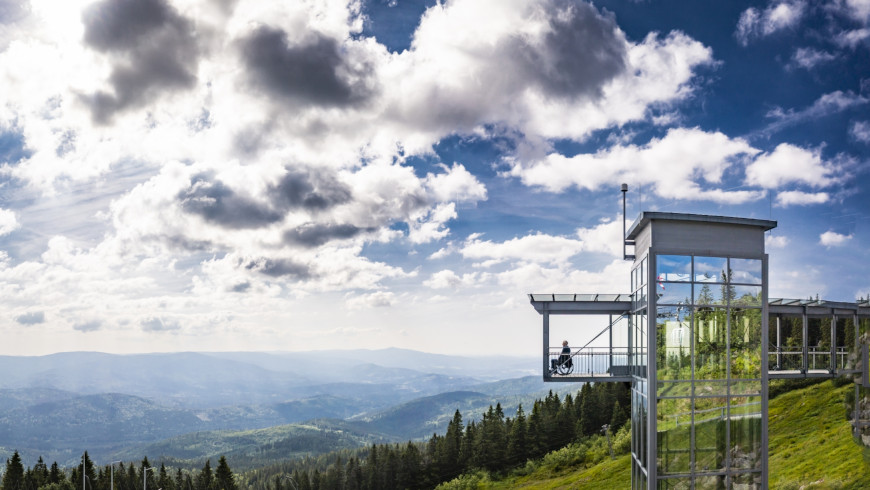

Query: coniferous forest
1 383 629 490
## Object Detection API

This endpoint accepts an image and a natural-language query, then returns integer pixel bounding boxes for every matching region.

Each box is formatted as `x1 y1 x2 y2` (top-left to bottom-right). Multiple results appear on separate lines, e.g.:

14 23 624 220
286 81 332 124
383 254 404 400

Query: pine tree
3 451 25 490
213 457 236 490
195 460 213 490
50 462 64 485
506 404 528 466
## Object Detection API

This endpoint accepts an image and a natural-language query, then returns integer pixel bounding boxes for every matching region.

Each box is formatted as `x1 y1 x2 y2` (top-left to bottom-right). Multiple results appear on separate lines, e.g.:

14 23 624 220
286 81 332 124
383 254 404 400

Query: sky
0 0 868 357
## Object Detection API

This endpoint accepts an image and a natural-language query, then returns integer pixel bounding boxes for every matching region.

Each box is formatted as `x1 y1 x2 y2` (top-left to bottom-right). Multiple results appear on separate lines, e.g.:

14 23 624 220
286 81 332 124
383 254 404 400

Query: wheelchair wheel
556 360 573 375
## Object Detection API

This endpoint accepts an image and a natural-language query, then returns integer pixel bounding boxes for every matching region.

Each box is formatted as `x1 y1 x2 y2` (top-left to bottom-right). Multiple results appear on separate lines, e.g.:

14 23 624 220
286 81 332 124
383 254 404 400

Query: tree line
2 453 238 490
242 382 630 490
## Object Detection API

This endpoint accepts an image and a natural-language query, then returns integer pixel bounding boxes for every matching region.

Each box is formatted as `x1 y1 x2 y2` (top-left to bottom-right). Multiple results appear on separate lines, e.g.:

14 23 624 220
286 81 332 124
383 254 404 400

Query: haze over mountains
0 349 549 467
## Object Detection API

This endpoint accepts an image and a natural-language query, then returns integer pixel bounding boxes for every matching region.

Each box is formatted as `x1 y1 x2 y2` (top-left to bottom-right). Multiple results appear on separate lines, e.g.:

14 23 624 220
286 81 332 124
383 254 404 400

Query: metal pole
621 184 628 260
776 316 782 369
802 310 809 374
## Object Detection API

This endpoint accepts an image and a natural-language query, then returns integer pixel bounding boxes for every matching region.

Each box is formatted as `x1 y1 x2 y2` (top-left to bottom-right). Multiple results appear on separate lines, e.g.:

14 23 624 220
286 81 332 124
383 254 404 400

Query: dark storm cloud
283 223 373 247
73 320 102 332
244 258 311 278
179 169 353 229
81 0 200 124
141 317 180 331
514 0 627 98
15 311 45 325
238 26 374 107
180 174 284 229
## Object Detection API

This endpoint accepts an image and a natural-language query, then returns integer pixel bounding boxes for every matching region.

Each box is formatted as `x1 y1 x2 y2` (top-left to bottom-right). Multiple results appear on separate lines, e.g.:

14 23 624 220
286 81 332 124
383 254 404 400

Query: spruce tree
213 457 236 490
3 451 24 490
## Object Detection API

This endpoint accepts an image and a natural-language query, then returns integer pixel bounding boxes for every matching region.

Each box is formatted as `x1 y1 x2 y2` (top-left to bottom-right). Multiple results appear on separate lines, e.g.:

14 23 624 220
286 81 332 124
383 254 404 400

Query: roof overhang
528 294 631 315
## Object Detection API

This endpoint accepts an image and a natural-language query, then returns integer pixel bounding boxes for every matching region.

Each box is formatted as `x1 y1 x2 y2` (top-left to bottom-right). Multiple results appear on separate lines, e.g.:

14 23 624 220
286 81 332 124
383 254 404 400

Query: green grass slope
768 381 870 489
439 380 870 489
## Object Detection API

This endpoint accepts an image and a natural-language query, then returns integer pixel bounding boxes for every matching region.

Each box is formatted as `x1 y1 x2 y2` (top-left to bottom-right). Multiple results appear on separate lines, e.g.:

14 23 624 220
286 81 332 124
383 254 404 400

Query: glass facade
652 254 764 488
631 254 649 488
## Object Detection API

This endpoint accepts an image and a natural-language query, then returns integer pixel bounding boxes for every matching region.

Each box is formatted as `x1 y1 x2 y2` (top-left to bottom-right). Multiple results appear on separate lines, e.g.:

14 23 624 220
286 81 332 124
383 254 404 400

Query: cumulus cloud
820 230 853 247
775 190 830 207
0 208 19 236
736 1 806 46
509 128 764 204
81 0 201 123
345 291 396 309
423 269 484 289
851 120 870 143
765 234 790 248
141 316 180 331
238 26 376 108
73 319 102 332
745 143 842 189
15 311 45 325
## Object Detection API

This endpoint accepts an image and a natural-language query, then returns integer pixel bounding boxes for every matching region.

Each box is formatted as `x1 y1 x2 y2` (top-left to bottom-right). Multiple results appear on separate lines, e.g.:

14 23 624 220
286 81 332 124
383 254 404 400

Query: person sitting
550 340 571 374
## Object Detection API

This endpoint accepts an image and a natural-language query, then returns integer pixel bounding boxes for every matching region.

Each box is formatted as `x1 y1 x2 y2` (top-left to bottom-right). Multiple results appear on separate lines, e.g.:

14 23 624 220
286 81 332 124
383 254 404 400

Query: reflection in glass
769 315 803 371
657 306 691 381
731 472 762 489
694 283 725 305
730 308 762 379
657 255 691 282
695 475 727 489
658 381 692 397
658 283 692 305
732 285 762 306
730 396 762 470
694 397 726 473
657 398 691 474
729 258 762 284
695 307 727 380
694 256 727 283
658 477 691 489
729 379 762 396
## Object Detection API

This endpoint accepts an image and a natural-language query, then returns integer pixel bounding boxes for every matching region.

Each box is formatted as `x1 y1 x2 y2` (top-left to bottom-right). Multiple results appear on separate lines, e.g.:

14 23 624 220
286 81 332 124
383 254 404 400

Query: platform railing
548 346 630 376
768 345 851 372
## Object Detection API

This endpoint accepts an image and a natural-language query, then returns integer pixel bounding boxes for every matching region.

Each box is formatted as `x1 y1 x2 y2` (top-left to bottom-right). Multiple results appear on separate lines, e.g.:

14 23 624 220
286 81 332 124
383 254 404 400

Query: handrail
578 314 628 351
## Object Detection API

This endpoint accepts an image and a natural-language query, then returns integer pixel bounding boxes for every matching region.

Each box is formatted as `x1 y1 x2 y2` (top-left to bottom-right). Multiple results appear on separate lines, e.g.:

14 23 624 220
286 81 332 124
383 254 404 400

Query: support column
609 314 614 372
802 310 809 374
543 307 550 379
831 316 838 373
776 316 782 369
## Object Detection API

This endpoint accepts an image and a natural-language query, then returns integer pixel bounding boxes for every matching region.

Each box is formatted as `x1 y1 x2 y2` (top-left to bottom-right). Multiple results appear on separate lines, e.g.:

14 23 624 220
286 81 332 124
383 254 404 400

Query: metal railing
548 346 630 376
768 345 852 372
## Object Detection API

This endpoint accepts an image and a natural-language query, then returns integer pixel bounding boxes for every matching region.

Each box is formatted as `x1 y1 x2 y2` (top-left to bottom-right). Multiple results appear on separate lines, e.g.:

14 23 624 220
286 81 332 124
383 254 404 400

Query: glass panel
695 380 728 397
657 306 692 381
657 254 692 282
837 317 853 370
730 379 761 396
657 477 691 489
695 307 727 380
769 315 803 371
657 398 691 474
731 308 762 379
732 285 762 307
730 396 762 470
695 283 725 306
641 256 647 287
658 381 693 397
694 397 726 473
694 256 727 283
731 472 762 489
729 258 762 284
808 317 831 371
695 475 727 489
657 283 692 306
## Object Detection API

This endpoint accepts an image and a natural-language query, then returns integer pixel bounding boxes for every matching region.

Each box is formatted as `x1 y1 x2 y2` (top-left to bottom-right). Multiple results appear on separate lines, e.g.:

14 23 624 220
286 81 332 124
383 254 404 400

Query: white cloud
460 233 585 266
736 1 806 46
763 91 869 135
745 143 841 189
789 47 837 70
775 190 830 206
509 127 764 204
425 163 487 203
0 209 19 236
835 27 870 47
851 120 870 143
842 0 870 23
819 230 853 247
345 291 397 309
765 234 790 248
423 270 484 289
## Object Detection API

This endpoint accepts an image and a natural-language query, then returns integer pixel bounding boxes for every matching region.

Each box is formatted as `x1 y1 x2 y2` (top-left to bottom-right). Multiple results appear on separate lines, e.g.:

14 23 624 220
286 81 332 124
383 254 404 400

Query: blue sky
0 0 868 356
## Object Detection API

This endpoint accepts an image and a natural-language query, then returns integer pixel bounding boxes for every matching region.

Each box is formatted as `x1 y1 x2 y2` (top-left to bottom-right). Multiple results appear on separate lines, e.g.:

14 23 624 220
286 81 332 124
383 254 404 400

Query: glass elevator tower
627 212 775 489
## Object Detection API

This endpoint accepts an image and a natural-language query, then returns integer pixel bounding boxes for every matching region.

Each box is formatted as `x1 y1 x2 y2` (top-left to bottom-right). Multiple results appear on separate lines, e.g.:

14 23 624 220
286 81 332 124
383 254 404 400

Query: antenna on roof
621 183 635 261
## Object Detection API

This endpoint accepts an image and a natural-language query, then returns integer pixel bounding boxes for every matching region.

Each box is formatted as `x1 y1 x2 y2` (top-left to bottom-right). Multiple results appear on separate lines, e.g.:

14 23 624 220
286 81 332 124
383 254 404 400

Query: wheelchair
550 355 574 375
